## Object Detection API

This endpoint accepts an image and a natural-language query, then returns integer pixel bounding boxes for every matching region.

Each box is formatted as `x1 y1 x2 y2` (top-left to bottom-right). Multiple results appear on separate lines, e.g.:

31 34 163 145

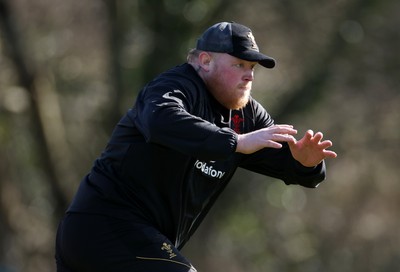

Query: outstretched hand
235 125 338 167
236 124 297 154
288 130 337 167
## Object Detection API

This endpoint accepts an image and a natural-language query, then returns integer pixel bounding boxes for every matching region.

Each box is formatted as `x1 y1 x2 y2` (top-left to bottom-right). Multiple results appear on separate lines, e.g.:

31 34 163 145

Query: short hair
186 48 202 63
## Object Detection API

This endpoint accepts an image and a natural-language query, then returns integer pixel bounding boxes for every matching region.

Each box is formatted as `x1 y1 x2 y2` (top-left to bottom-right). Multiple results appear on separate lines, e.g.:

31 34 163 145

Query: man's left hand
288 130 337 167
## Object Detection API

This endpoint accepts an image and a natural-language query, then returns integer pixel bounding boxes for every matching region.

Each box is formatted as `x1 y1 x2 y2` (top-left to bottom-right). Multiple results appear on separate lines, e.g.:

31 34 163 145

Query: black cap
196 22 276 69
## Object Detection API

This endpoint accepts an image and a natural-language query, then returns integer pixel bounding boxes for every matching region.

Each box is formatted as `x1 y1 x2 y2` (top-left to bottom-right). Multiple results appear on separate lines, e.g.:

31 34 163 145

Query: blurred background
0 0 399 271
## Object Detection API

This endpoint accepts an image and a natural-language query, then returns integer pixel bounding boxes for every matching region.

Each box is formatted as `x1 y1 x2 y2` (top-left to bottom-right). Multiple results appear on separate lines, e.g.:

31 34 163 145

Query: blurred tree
136 0 232 82
0 0 68 219
274 0 382 121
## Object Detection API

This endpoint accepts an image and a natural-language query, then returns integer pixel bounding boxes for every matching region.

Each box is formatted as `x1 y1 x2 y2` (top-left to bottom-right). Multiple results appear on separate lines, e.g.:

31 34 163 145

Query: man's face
205 53 257 110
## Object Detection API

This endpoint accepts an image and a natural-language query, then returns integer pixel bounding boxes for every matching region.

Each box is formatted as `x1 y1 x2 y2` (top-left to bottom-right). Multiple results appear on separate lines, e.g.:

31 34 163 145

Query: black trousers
55 213 196 272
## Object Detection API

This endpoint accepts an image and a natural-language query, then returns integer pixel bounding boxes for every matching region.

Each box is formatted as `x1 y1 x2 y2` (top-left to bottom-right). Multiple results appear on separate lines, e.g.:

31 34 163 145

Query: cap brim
230 50 276 69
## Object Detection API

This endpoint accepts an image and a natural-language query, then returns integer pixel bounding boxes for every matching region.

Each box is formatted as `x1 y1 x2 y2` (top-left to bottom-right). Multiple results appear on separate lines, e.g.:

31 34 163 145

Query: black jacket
68 63 326 249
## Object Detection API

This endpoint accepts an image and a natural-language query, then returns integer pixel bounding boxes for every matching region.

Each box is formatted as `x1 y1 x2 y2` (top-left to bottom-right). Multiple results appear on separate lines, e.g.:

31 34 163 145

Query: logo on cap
247 31 258 51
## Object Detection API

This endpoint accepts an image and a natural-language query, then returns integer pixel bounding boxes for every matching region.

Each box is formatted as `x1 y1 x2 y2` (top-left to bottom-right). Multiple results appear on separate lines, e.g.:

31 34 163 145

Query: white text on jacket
194 160 226 179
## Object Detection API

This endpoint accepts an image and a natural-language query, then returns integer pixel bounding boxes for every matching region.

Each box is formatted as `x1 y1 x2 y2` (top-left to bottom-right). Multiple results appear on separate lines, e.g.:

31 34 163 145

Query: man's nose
243 70 254 81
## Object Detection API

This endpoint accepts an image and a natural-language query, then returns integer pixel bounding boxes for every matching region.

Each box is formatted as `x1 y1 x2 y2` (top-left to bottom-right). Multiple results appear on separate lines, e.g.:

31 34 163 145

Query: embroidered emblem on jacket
231 113 244 134
161 242 177 259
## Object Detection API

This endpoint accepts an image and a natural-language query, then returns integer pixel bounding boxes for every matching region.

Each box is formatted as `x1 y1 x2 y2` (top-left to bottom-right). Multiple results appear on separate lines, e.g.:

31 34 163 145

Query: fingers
265 140 283 149
311 131 322 142
266 125 297 146
313 133 338 158
303 130 338 155
270 133 297 144
237 125 337 156
319 140 333 149
270 124 298 135
236 126 295 154
309 131 327 145
323 150 338 158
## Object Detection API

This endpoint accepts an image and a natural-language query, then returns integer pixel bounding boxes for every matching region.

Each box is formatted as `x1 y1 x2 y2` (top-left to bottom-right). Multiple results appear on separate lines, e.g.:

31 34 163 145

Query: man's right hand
235 125 297 154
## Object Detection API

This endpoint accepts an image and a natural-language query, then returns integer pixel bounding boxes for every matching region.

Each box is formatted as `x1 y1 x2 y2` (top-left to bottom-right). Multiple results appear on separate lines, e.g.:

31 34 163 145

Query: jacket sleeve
240 143 326 188
130 83 237 161
241 100 326 188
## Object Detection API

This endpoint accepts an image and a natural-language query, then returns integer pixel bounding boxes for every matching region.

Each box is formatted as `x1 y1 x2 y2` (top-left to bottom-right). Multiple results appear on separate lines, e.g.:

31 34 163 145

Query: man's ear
198 52 212 72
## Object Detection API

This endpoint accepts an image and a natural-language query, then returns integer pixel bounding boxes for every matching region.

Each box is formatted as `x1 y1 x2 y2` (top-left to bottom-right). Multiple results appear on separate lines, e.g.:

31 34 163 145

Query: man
55 22 337 272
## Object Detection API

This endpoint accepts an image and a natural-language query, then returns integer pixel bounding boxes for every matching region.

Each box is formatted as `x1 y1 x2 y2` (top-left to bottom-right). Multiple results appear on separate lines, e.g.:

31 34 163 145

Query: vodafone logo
194 160 226 179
